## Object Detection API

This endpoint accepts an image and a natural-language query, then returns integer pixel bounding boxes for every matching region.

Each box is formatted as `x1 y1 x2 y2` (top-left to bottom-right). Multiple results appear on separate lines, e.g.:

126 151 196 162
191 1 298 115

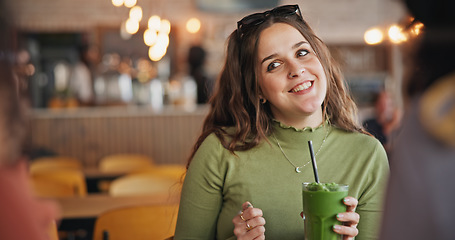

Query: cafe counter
28 105 209 167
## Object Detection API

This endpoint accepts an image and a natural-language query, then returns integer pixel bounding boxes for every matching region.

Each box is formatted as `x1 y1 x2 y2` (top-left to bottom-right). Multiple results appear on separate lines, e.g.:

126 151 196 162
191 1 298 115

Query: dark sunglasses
237 4 303 38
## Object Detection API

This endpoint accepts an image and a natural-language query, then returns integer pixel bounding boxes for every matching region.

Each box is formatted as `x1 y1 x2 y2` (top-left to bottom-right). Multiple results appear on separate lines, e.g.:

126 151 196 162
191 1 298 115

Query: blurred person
363 90 403 152
0 0 60 238
174 4 389 240
188 45 213 104
380 0 455 239
69 45 95 106
0 59 60 240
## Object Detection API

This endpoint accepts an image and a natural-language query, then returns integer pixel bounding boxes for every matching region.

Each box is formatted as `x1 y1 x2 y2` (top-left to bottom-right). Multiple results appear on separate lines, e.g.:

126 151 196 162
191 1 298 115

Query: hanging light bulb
129 6 142 22
410 22 424 36
125 18 139 34
364 27 384 45
124 0 137 8
159 19 171 34
388 25 407 44
111 0 124 7
149 44 167 61
156 33 170 48
144 29 158 46
148 15 161 31
186 18 201 33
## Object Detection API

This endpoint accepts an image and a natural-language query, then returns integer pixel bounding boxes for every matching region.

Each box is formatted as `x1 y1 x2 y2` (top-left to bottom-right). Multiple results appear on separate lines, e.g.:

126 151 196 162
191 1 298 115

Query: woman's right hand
232 201 266 240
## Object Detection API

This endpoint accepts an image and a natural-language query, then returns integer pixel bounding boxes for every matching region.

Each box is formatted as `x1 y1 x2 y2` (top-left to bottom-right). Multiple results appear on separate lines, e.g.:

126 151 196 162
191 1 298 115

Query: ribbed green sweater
175 121 389 240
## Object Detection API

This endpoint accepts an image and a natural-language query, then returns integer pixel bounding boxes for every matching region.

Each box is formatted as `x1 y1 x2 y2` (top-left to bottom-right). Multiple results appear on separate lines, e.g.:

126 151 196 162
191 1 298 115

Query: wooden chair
92 204 179 240
98 154 154 173
30 169 87 198
108 173 178 197
29 156 82 174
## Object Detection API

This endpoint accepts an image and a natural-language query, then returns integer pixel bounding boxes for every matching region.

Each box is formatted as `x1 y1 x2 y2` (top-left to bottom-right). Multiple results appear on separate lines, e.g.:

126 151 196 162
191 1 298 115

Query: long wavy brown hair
187 11 365 167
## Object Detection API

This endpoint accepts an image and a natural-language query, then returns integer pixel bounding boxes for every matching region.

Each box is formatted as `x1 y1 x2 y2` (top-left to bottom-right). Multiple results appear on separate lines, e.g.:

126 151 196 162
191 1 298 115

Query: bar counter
29 105 209 168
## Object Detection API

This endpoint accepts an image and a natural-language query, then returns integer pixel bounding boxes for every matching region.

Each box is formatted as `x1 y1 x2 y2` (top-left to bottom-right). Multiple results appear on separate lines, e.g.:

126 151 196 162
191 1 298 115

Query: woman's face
257 23 327 128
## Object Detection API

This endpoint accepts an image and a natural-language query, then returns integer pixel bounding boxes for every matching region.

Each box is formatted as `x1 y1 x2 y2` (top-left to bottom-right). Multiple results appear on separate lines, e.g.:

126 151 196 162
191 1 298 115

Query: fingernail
333 225 341 230
247 203 253 208
343 198 350 203
336 213 344 219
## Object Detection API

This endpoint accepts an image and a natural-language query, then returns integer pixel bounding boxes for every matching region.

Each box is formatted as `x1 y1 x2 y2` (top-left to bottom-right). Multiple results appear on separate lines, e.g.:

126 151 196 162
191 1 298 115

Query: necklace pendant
295 167 302 173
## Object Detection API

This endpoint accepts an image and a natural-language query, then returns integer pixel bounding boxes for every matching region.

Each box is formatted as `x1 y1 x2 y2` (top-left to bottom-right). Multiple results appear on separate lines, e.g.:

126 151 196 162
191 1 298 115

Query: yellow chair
29 156 82 174
108 173 178 197
92 204 179 240
98 154 154 173
133 164 186 182
30 169 87 198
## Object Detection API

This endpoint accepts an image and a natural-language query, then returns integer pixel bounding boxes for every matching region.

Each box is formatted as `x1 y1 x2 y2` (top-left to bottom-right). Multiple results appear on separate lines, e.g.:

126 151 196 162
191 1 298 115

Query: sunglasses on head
237 4 303 38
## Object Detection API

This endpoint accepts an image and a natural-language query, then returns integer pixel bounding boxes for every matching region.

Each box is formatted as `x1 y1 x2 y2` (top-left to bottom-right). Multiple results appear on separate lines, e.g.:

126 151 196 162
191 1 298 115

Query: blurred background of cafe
5 0 415 168
3 0 422 239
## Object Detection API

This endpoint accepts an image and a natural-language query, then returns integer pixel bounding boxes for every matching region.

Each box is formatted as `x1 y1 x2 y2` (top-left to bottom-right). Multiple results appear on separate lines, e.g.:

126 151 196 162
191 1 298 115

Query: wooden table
83 168 128 179
82 168 128 193
57 192 180 219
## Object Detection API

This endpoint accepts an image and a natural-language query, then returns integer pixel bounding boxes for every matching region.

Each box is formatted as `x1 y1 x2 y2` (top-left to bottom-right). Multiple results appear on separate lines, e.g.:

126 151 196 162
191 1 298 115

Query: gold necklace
272 126 330 173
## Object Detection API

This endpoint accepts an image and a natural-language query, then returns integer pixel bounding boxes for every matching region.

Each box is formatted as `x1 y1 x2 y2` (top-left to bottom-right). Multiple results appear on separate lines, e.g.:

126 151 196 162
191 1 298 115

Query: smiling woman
174 4 389 240
257 24 327 129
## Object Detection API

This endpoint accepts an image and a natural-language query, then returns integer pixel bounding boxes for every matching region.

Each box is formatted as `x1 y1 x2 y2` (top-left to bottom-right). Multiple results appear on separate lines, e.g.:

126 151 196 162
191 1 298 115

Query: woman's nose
287 61 305 78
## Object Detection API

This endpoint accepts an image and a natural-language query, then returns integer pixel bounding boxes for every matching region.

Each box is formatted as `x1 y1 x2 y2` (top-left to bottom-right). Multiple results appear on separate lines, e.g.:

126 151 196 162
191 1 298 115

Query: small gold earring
261 98 267 104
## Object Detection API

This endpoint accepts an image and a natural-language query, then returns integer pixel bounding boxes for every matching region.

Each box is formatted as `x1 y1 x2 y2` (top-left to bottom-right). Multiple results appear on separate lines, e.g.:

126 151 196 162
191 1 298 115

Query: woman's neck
274 114 323 130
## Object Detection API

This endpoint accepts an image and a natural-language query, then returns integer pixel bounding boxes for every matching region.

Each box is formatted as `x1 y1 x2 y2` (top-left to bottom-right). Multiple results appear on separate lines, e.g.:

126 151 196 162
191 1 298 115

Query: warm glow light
156 33 170 48
124 0 136 8
160 19 171 34
148 15 161 31
364 27 384 45
186 18 201 33
125 18 139 34
410 22 424 36
111 0 124 7
148 45 167 61
129 6 142 21
388 25 407 44
143 29 158 46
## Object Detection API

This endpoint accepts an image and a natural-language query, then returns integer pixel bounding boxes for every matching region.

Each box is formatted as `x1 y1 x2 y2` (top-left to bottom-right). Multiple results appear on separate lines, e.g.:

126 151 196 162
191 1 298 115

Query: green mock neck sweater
175 121 389 240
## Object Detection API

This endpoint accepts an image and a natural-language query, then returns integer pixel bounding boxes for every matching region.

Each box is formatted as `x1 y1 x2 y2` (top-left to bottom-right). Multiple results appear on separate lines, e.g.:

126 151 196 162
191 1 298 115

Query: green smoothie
302 182 348 240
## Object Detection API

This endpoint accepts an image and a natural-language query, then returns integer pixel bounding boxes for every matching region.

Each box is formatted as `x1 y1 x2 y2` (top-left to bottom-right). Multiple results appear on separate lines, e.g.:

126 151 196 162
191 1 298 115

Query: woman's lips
289 81 313 93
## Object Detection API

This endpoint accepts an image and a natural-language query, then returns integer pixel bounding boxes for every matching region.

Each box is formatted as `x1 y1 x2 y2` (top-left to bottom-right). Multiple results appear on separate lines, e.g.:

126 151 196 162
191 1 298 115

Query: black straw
308 140 320 183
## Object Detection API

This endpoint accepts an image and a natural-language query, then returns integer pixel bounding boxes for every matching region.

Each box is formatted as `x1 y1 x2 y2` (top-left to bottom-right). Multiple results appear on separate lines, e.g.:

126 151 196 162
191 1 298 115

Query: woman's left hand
333 196 360 240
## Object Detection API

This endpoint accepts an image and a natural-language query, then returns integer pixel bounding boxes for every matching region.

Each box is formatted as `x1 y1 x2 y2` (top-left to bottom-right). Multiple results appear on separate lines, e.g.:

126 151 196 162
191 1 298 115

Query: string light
143 29 158 46
388 25 407 44
124 0 137 8
364 27 384 45
148 15 161 31
108 1 172 62
111 0 124 7
186 18 201 33
364 18 424 45
125 18 139 34
159 19 171 35
129 6 142 22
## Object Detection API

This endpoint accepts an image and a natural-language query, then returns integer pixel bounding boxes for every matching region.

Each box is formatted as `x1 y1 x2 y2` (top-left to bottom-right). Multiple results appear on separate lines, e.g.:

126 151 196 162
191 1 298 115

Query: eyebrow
260 41 309 64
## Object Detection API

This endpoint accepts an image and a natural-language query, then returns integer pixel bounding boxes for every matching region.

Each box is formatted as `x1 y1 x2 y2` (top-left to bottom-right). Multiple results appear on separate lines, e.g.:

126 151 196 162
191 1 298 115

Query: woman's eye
267 61 281 71
297 49 309 57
